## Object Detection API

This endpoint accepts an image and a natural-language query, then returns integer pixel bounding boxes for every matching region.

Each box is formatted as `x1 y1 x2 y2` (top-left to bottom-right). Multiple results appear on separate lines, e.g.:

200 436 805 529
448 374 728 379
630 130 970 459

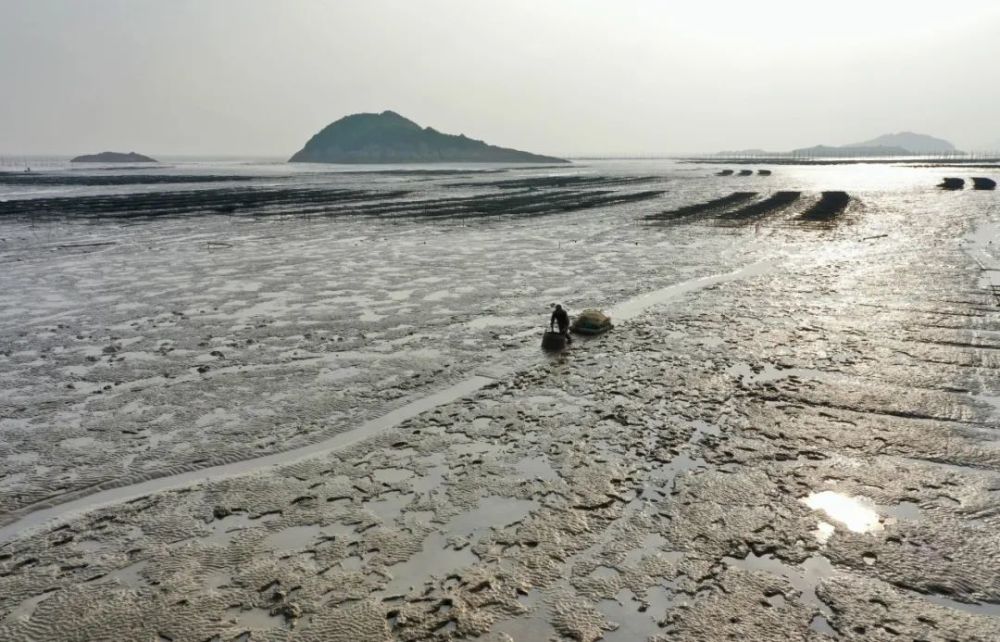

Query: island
847 132 957 155
289 111 568 164
716 132 962 159
71 151 158 163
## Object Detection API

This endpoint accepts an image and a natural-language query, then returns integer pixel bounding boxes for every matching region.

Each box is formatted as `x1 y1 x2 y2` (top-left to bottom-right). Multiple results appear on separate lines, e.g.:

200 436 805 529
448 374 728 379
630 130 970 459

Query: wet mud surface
1 161 999 641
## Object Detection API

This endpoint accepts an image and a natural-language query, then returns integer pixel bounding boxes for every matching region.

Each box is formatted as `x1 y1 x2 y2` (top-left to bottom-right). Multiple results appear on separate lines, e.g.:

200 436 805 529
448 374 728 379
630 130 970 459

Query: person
550 304 572 343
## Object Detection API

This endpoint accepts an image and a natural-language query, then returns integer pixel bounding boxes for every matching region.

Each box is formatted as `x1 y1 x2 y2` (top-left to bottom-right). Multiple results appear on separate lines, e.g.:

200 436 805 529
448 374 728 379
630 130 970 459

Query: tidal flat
1 160 999 641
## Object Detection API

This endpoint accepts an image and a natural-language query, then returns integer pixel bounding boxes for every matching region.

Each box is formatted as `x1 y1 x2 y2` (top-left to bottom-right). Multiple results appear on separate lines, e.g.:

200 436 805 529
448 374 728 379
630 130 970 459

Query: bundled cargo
571 309 613 335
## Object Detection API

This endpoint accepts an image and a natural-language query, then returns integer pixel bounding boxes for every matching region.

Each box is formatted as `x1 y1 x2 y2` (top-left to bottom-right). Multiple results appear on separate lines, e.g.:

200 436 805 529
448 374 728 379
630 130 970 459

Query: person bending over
550 304 572 343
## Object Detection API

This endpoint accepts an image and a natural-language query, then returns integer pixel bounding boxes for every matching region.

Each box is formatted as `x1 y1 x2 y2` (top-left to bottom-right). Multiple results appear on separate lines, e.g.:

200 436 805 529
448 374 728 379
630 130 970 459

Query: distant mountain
289 111 568 164
790 144 912 158
848 132 957 154
713 148 770 156
713 132 961 158
71 151 157 163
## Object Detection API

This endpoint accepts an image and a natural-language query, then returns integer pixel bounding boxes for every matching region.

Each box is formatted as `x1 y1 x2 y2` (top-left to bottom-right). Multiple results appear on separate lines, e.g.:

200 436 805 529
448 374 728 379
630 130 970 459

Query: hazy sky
2 0 1000 157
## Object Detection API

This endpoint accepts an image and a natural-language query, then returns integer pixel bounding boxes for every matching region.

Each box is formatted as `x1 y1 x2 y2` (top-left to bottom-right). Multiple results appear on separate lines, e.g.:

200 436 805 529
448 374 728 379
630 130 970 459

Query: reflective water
4 591 57 623
802 491 883 534
382 533 477 596
598 587 675 641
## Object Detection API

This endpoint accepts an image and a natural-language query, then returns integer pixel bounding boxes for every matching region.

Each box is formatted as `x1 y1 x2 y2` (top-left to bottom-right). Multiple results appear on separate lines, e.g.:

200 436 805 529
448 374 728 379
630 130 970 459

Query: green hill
289 111 567 164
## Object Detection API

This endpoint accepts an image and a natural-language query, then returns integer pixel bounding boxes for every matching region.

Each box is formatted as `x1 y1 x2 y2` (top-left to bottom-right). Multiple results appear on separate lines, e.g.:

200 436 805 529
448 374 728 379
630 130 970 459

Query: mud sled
541 331 569 351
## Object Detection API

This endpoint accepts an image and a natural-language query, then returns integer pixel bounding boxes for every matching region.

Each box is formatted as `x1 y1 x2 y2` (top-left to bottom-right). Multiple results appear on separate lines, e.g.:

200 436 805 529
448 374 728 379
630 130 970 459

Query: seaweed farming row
938 177 997 190
643 192 758 223
716 169 771 176
645 190 854 226
716 191 801 224
449 174 660 190
0 187 409 220
0 173 263 186
0 183 665 222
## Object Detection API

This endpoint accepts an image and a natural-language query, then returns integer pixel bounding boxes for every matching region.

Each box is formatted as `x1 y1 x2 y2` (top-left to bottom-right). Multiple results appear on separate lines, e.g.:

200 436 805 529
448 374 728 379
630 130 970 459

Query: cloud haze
2 0 999 156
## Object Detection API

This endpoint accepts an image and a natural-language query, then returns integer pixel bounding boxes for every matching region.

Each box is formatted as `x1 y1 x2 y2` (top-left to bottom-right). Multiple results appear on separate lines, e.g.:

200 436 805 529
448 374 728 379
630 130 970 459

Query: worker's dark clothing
550 308 571 343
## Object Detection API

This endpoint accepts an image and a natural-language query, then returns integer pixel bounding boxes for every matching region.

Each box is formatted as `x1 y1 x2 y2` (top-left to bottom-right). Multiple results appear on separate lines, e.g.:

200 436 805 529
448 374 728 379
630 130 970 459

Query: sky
2 0 1000 157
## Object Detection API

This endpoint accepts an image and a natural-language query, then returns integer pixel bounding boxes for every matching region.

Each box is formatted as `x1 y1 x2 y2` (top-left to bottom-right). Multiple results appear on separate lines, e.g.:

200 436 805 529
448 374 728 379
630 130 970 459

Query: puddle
405 510 436 524
489 589 556 641
372 467 414 484
723 551 834 614
687 418 721 440
591 565 620 580
5 590 57 622
810 614 837 636
100 559 149 588
204 512 263 546
598 587 673 641
923 594 1000 618
880 501 922 521
261 524 325 551
443 496 538 538
225 605 287 631
203 570 231 590
450 441 496 456
340 555 364 571
803 491 883 535
727 361 826 384
379 496 537 596
382 532 477 596
514 455 559 481
622 534 671 566
367 491 414 523
648 452 707 485
410 461 448 496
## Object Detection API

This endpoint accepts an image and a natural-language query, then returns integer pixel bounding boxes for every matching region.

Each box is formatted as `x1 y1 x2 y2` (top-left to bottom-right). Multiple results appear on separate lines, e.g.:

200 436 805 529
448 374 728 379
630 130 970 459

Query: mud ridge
798 191 852 222
0 174 263 187
644 192 758 223
0 187 410 221
716 191 801 225
446 174 659 190
0 186 666 223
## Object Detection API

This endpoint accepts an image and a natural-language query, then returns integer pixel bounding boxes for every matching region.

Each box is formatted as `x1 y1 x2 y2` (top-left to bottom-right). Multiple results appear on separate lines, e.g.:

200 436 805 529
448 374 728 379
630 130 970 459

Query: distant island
717 132 961 158
71 151 158 163
847 132 957 154
289 111 568 164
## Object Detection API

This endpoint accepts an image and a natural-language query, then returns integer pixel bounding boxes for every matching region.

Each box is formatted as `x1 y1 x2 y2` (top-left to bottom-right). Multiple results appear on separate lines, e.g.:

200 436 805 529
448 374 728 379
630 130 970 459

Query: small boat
972 177 997 190
758 169 772 176
938 177 964 190
738 169 753 176
571 309 613 336
717 169 734 176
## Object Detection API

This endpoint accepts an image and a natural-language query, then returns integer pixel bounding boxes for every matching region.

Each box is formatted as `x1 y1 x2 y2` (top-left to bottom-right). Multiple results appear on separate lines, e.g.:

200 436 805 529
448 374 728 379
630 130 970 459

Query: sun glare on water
802 491 883 537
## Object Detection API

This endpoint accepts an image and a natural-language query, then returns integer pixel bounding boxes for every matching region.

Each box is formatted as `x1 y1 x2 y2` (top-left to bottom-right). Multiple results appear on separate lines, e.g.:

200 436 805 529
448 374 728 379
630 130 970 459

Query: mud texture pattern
1 160 999 641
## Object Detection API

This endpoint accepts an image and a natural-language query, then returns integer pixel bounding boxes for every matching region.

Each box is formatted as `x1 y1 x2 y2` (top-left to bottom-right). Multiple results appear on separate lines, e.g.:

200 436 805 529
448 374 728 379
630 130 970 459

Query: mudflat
1 161 999 641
